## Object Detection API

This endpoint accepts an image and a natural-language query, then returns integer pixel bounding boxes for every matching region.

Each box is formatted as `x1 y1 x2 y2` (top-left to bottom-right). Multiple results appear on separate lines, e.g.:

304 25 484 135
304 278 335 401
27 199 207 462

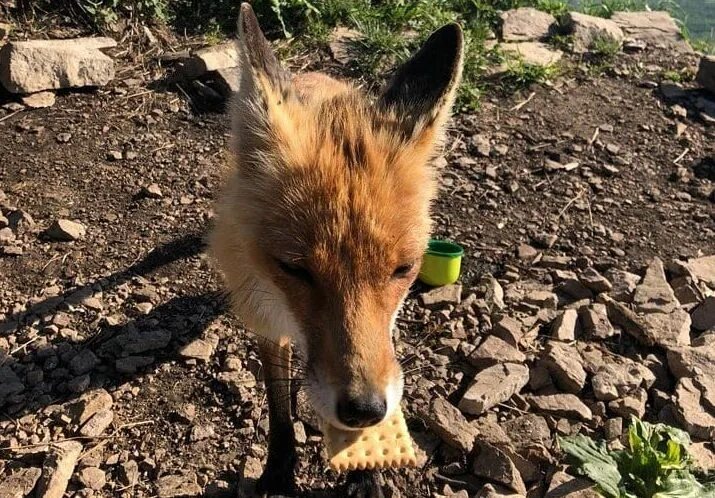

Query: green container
418 239 464 286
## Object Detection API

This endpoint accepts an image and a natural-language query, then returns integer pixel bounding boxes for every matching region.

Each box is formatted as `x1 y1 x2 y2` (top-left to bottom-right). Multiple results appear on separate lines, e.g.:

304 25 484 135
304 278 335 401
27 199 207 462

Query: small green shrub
591 34 622 59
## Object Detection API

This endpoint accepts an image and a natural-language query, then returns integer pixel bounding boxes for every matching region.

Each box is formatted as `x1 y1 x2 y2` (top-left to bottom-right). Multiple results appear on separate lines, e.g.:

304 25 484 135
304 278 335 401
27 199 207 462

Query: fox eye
277 259 314 285
392 263 415 279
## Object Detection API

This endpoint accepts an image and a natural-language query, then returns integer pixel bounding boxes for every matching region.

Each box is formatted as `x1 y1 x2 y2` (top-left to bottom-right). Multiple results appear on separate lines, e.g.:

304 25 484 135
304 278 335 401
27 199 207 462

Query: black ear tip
425 23 464 57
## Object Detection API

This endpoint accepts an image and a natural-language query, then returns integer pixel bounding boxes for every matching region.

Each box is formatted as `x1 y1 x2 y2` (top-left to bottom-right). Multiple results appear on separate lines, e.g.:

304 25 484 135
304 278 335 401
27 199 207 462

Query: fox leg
345 470 385 498
256 337 298 496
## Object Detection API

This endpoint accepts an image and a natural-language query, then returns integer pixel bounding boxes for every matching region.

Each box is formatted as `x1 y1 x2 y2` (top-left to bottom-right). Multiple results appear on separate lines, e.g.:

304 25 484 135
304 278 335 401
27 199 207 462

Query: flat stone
524 290 558 309
604 269 641 301
608 388 647 418
579 268 612 293
692 296 715 331
632 257 679 314
45 219 86 241
0 38 116 93
476 484 524 497
328 27 362 65
605 418 623 440
467 335 525 369
176 42 239 80
118 460 139 486
612 11 692 52
556 278 593 301
565 12 624 53
502 414 551 450
542 342 587 394
21 90 56 108
103 328 171 355
545 470 600 497
551 310 579 341
79 408 113 437
686 255 715 287
212 66 240 97
667 335 715 378
35 441 83 498
579 304 615 339
517 243 538 260
479 274 505 310
420 284 462 307
500 8 556 42
156 471 203 497
499 42 563 67
492 315 524 346
0 467 42 498
77 466 106 491
66 388 113 425
592 360 655 401
602 294 690 347
674 377 715 440
424 397 477 453
178 338 215 362
459 363 529 416
70 349 99 375
472 440 527 496
527 394 592 421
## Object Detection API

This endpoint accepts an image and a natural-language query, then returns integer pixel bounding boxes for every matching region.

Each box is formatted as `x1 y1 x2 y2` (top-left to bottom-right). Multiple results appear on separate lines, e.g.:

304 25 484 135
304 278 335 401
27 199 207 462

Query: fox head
211 3 463 430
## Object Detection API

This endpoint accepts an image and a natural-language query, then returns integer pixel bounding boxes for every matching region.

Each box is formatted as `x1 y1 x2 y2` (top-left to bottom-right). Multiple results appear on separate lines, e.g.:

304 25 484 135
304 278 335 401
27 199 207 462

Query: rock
56 132 72 143
472 440 527 496
542 342 586 394
178 338 215 362
579 268 612 294
690 442 715 471
35 441 83 498
77 466 106 491
479 274 505 310
213 66 240 97
118 460 139 486
190 423 215 441
579 304 615 339
674 377 715 440
0 38 116 93
611 11 692 52
499 8 555 42
499 42 563 67
174 403 196 424
155 471 203 497
217 369 257 395
556 278 593 301
692 297 715 331
667 335 715 379
420 284 462 307
524 290 558 309
0 366 24 404
69 349 99 375
492 315 524 346
527 394 592 421
179 42 239 80
104 328 171 355
66 388 113 425
604 417 623 440
502 414 551 450
0 22 11 40
632 258 679 314
458 363 529 416
605 269 641 301
545 470 600 497
565 12 624 54
476 484 524 497
141 183 163 199
608 388 647 418
424 397 477 453
116 355 155 374
699 56 715 94
551 310 579 341
686 255 715 287
0 467 42 498
592 361 655 401
45 219 86 241
106 150 122 161
467 335 525 369
517 243 538 260
21 90 56 108
79 408 113 437
328 27 362 65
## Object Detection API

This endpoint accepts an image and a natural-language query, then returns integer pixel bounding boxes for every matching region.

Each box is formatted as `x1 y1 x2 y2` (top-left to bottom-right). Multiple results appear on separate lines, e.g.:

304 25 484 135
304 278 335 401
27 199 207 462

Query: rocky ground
1 8 715 498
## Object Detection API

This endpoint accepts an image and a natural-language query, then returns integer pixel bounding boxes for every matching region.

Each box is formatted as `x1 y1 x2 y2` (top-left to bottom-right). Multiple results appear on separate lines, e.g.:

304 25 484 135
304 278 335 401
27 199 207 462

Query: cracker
323 408 417 472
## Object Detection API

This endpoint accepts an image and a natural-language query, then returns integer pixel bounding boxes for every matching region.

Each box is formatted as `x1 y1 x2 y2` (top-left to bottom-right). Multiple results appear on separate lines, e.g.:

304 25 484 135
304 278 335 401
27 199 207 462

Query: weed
590 34 622 59
535 0 569 17
501 57 560 93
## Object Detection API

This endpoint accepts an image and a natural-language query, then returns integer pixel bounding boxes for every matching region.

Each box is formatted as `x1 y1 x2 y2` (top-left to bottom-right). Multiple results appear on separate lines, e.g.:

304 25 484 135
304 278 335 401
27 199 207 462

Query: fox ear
378 23 463 142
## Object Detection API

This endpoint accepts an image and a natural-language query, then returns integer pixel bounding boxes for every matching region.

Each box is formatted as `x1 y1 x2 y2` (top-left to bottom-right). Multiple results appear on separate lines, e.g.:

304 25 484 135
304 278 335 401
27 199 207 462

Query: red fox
210 4 463 496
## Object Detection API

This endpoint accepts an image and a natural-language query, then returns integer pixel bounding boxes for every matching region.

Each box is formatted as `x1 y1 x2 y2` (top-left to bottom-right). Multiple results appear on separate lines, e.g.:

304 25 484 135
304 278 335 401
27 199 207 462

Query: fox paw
345 470 384 498
256 460 297 497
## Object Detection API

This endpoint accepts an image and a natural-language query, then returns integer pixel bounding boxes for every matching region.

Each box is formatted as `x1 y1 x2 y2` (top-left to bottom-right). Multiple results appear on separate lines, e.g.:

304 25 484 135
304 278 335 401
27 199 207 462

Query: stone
527 394 592 421
551 310 579 341
35 441 83 498
502 414 551 450
612 11 692 52
476 484 524 498
142 183 163 199
632 258 679 314
479 274 505 310
686 255 715 287
556 278 593 301
45 219 86 241
608 388 647 418
545 470 600 497
66 388 113 425
579 268 612 294
175 42 238 80
467 335 525 369
471 134 492 157
517 243 538 260
674 377 715 440
118 460 139 486
420 284 462 307
213 66 240 97
565 12 624 54
21 90 56 108
77 466 106 491
492 315 524 346
0 38 116 93
155 471 202 497
0 366 24 404
458 363 529 416
690 442 715 471
104 328 171 355
500 8 556 42
328 27 362 65
70 349 99 375
499 42 563 67
592 361 655 402
79 408 113 437
542 342 587 394
472 440 527 496
605 269 641 301
424 397 477 453
218 369 257 395
190 424 215 441
178 338 215 362
579 304 615 339
692 297 715 331
116 355 155 374
604 418 623 440
0 22 11 40
0 467 42 498
524 290 558 309
667 336 715 379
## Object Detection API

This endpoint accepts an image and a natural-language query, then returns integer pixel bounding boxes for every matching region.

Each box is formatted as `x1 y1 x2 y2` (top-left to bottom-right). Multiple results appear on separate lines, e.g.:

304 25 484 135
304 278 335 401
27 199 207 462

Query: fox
209 3 463 497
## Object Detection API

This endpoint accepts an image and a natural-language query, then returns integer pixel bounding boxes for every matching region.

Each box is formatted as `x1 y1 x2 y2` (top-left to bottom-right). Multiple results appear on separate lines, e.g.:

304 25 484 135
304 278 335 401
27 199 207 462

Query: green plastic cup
418 239 464 286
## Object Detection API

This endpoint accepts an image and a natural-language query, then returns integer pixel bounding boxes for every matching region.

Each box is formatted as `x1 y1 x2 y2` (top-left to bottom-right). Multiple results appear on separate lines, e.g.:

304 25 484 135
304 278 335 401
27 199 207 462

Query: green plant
560 418 715 498
535 0 569 17
501 57 560 91
591 34 622 59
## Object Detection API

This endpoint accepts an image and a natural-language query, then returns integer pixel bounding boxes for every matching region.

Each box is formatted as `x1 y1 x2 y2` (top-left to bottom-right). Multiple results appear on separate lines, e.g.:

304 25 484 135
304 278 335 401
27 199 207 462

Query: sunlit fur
210 9 462 429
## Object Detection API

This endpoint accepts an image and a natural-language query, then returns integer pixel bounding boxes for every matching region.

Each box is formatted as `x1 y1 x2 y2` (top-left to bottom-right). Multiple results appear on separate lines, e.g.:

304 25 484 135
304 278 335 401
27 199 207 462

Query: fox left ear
378 23 464 144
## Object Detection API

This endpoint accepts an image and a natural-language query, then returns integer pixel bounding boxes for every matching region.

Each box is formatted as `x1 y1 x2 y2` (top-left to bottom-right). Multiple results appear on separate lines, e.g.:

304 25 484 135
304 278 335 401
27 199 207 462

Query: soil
1 40 714 498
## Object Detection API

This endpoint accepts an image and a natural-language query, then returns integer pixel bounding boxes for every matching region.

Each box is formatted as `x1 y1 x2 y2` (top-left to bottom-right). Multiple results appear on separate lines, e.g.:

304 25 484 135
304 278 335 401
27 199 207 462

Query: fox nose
337 393 387 428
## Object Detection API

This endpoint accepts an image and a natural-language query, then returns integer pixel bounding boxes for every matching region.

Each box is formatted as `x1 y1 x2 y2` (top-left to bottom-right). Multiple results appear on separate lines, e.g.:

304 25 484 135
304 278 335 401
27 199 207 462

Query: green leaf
559 435 622 498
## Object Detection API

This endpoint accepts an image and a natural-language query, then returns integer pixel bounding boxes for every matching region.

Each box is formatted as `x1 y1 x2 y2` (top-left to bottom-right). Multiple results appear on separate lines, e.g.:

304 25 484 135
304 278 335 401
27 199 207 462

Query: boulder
611 11 691 52
498 42 563 68
500 8 556 42
698 56 715 94
565 12 624 54
0 38 116 94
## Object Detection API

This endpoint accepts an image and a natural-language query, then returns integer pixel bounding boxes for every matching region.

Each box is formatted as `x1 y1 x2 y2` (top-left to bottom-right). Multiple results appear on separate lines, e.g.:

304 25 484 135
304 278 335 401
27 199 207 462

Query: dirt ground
1 42 714 498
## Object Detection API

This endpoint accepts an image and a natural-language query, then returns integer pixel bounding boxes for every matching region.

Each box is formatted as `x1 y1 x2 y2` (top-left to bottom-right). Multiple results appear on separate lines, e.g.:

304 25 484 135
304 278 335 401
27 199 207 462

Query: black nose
337 393 387 428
